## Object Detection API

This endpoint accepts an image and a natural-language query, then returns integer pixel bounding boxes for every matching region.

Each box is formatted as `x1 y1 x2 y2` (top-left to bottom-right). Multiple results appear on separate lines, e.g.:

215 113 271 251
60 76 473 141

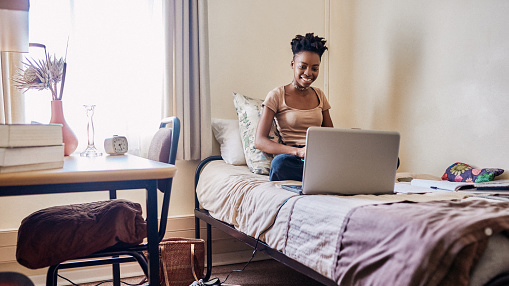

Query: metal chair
45 117 180 286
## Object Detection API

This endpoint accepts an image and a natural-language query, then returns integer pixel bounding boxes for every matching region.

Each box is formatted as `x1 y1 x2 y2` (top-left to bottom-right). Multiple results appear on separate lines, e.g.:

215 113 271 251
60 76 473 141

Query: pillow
233 92 279 175
211 118 246 165
441 162 504 183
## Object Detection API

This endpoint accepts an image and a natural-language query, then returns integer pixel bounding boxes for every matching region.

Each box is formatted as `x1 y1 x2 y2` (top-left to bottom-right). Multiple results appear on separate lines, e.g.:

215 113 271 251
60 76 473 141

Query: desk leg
147 183 159 286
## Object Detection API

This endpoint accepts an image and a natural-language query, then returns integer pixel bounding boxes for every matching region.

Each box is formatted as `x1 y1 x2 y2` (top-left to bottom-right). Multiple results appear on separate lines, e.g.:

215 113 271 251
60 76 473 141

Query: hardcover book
0 124 63 147
0 145 64 166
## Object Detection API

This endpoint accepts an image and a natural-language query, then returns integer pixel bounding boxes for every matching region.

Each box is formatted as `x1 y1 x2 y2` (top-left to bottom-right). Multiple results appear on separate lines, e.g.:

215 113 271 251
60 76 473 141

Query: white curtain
163 0 212 160
24 0 167 157
3 0 212 159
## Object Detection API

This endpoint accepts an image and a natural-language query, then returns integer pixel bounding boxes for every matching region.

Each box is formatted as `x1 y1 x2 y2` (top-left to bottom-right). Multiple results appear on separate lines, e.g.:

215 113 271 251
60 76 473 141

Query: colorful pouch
441 162 504 183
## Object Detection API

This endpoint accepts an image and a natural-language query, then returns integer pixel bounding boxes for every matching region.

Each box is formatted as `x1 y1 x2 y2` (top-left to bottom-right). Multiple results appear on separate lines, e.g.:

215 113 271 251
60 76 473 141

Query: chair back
147 117 180 240
148 117 180 166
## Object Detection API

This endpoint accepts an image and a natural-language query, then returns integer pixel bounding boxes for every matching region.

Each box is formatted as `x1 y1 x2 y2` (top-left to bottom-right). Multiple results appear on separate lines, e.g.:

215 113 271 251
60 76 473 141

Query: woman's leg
269 154 304 181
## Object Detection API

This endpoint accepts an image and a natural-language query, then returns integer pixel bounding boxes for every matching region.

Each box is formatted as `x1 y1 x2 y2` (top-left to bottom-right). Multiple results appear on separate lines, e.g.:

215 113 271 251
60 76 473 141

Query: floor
78 259 326 286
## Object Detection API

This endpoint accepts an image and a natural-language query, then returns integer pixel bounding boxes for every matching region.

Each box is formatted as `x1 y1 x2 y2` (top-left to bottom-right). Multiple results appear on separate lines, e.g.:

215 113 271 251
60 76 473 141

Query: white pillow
211 118 246 165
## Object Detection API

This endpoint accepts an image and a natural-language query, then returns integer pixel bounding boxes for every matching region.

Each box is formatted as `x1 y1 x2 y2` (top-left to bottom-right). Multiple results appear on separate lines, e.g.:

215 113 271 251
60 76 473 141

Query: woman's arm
255 106 304 157
322 109 334 127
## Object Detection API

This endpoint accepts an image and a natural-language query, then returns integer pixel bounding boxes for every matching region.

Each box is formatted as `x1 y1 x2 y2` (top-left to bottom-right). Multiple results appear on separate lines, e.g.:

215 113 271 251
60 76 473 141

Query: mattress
196 160 509 286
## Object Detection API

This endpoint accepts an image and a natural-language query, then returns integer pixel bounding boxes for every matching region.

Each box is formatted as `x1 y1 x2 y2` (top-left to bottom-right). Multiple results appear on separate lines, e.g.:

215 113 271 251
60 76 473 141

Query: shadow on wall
378 23 423 171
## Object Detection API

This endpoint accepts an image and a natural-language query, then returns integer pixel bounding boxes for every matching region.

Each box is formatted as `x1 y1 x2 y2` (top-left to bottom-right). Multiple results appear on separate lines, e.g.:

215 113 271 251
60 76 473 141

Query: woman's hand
295 146 306 158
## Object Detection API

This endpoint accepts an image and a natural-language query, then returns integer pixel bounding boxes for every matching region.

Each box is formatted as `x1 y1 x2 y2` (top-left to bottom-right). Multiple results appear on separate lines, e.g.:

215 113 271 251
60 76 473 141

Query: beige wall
210 0 509 177
208 0 329 119
329 0 509 176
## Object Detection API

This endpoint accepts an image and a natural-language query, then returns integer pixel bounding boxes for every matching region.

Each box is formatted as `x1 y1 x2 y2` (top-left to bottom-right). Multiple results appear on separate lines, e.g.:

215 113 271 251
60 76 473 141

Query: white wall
330 0 509 177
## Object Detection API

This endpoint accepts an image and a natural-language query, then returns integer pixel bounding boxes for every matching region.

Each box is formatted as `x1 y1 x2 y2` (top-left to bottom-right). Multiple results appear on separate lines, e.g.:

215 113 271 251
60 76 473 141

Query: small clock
104 135 128 155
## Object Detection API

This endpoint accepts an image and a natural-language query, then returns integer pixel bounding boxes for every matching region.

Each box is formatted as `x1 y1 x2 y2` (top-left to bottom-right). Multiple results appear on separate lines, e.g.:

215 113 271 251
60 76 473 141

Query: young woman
255 33 333 181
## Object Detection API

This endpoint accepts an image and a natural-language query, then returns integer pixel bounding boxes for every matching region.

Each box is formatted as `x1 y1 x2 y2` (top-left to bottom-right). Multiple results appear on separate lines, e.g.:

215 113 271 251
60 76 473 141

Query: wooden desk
0 154 177 286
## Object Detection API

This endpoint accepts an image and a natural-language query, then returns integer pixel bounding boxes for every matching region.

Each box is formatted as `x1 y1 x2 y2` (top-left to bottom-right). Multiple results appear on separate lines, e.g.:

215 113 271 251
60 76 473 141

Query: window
25 0 164 156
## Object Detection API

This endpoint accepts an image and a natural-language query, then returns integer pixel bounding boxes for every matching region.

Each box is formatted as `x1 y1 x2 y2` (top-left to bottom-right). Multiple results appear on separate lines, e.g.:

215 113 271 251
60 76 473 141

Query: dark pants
269 152 400 182
269 154 304 181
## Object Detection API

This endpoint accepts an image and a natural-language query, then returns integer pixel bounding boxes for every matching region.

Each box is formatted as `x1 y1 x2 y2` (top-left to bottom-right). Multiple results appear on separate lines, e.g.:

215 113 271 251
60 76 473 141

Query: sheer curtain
25 0 165 156
19 0 210 159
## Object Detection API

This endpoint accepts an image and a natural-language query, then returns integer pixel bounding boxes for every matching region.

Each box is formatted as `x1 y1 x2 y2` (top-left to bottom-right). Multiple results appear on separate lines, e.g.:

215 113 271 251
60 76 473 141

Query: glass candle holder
80 105 103 157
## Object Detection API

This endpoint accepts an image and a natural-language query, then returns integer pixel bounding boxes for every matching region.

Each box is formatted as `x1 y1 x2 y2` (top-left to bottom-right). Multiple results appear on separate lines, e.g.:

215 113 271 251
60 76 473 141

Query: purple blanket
335 199 509 286
17 199 147 269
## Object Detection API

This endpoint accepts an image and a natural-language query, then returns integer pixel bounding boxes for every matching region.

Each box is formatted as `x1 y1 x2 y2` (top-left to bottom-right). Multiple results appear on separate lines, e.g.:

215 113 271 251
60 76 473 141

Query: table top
0 154 177 187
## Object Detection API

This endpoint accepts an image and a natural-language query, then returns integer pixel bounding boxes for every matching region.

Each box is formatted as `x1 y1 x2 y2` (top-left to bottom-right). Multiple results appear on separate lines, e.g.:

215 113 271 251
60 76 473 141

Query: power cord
220 196 295 284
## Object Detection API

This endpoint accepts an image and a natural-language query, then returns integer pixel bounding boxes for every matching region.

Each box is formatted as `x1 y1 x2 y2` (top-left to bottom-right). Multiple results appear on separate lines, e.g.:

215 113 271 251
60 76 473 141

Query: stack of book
0 124 65 173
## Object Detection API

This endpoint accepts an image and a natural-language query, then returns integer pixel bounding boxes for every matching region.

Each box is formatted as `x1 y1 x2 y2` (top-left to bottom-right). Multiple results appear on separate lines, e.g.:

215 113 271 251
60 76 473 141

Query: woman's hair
290 33 328 58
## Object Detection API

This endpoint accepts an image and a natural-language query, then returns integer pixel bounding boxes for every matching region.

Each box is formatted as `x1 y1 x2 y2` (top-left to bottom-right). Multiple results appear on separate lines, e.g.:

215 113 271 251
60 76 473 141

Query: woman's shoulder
311 86 325 97
265 86 285 103
311 87 331 109
267 86 285 97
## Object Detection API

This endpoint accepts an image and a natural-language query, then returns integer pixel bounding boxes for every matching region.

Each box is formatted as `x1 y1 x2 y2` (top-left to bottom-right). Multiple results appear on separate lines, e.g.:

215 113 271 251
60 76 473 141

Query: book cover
0 124 63 147
0 161 64 174
0 145 64 166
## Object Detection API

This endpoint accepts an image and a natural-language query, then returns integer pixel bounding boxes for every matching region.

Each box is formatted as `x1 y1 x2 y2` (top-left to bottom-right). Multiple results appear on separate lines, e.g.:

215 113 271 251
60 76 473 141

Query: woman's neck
291 80 309 91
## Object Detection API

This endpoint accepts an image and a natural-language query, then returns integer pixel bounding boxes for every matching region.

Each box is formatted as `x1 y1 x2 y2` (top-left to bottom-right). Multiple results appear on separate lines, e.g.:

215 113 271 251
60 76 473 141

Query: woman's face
291 51 321 89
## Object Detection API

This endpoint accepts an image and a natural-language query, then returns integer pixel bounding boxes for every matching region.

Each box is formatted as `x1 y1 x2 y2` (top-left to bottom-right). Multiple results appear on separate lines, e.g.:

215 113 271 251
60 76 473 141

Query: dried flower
12 43 67 101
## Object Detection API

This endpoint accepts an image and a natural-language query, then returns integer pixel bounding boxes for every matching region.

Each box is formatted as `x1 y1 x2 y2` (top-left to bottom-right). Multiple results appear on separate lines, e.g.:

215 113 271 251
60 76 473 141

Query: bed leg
204 223 212 281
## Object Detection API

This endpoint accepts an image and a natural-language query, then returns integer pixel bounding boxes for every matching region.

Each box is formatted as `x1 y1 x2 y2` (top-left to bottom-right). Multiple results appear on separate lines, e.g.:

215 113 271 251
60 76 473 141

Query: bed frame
193 156 509 286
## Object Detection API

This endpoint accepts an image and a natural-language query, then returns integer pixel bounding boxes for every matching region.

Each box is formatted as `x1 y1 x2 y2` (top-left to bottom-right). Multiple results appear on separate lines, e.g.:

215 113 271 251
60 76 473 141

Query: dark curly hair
290 33 328 58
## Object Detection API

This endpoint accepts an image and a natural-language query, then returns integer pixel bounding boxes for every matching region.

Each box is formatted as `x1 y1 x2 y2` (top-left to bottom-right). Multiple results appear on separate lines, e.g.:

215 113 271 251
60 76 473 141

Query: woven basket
159 238 205 286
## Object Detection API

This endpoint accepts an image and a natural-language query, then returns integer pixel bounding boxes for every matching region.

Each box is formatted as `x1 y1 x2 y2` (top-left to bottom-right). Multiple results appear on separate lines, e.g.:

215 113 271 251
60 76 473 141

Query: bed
194 156 509 286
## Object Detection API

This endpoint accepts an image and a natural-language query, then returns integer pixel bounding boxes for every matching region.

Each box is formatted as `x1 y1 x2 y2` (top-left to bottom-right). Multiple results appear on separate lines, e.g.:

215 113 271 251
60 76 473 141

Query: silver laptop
283 127 400 195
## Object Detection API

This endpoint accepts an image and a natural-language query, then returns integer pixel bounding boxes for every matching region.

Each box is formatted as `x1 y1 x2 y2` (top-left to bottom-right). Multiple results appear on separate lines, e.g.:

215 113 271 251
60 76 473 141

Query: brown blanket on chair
335 199 509 286
16 199 147 269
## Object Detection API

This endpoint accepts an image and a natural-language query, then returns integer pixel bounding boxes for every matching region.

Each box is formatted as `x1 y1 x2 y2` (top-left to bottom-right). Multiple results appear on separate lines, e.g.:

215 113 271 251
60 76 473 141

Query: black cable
57 274 146 286
58 274 79 286
220 196 295 284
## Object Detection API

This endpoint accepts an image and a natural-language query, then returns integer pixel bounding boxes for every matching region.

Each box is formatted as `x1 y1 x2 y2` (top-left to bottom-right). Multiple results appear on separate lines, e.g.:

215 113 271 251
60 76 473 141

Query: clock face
112 137 128 153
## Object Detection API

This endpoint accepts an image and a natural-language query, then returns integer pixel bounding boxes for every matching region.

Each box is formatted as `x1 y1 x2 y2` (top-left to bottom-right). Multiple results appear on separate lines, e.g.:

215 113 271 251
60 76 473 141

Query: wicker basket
158 238 205 286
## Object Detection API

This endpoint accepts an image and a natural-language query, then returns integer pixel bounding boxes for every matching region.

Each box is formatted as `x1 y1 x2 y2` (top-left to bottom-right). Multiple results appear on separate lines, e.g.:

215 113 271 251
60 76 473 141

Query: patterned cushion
441 162 504 183
233 92 279 175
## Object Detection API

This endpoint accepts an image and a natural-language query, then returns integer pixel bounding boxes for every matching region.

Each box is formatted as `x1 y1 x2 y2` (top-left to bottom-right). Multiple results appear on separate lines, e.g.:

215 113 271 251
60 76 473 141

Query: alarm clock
104 135 128 155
